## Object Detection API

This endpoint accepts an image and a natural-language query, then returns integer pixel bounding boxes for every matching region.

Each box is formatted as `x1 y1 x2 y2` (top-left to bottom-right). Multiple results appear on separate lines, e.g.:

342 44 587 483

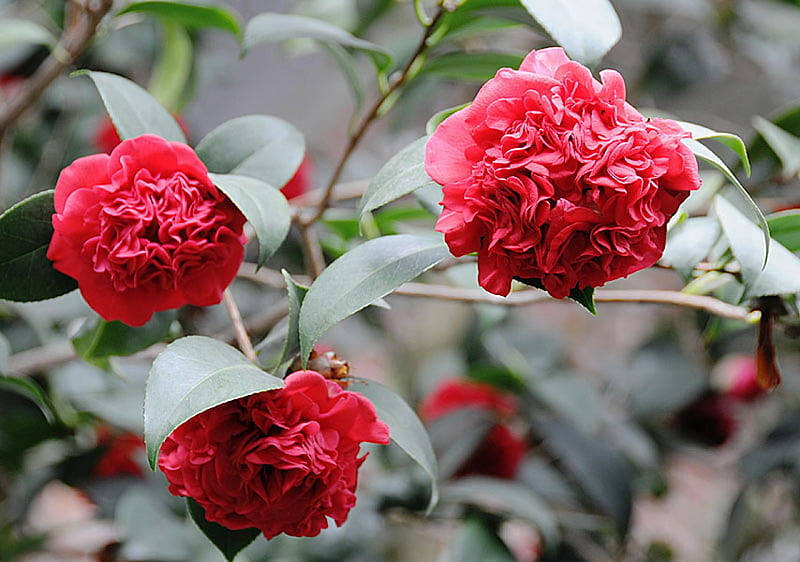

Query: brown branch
0 0 113 135
298 224 326 278
391 283 754 320
300 8 444 227
222 289 257 361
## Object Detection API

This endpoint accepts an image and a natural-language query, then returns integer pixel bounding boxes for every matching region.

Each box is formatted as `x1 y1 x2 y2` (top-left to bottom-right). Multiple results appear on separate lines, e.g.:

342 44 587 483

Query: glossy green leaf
72 311 176 369
80 71 186 143
415 183 443 215
0 376 56 424
426 103 470 135
196 115 305 189
117 1 241 37
676 120 751 176
148 21 193 113
256 271 308 375
0 190 77 302
752 116 800 180
539 419 632 535
243 13 392 71
208 174 290 267
0 19 56 51
144 336 283 468
422 52 524 82
323 43 364 115
359 137 437 217
519 0 621 64
348 377 439 512
715 196 800 299
660 217 721 276
298 235 449 360
443 477 559 549
452 518 516 562
768 210 800 252
683 138 769 265
187 499 259 562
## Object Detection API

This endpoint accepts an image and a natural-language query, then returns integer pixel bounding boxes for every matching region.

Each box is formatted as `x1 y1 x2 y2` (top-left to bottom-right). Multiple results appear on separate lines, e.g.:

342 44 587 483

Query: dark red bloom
93 116 190 154
93 427 145 478
674 393 736 447
281 156 314 200
425 47 701 298
47 134 247 326
158 371 390 539
421 379 526 479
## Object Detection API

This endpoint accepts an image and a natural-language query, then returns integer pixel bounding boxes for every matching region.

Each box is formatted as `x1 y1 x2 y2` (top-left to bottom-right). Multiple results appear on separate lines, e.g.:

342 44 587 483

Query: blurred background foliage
2 0 800 561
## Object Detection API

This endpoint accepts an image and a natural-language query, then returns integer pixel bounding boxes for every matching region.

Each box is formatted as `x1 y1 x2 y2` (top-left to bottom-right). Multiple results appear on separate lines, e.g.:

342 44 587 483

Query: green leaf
0 190 77 302
298 235 449 360
660 217 721 276
768 210 800 252
243 12 392 71
117 1 241 37
676 120 751 176
359 137 437 217
715 196 800 299
144 336 283 468
187 499 259 562
442 477 559 549
71 311 176 369
415 183 443 215
752 116 800 180
148 21 193 113
539 419 632 535
0 376 56 424
683 137 769 265
426 103 470 135
208 173 291 267
256 271 308 375
196 115 305 189
347 377 439 512
515 277 596 314
322 43 365 116
519 0 621 64
452 518 516 562
80 71 186 143
422 52 524 82
0 19 56 52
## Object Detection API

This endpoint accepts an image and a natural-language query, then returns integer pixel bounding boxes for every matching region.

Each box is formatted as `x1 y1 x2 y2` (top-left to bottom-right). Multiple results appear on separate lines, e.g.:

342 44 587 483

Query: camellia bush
2 0 800 561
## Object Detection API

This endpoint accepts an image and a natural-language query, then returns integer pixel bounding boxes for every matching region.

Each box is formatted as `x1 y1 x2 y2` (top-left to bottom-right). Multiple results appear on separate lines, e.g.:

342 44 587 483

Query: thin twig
392 282 753 321
222 289 257 361
300 8 444 227
299 224 326 278
0 0 113 135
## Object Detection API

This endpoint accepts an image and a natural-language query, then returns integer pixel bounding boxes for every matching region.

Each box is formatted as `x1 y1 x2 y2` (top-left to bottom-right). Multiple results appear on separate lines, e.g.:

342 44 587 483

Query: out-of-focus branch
0 0 113 135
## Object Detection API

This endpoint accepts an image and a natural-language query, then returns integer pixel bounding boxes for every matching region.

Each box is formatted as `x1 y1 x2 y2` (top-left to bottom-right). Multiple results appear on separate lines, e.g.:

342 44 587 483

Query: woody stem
222 289 258 362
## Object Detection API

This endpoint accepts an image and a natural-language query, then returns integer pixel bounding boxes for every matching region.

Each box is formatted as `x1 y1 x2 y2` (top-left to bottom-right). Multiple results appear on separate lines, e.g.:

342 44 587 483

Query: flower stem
222 289 257 362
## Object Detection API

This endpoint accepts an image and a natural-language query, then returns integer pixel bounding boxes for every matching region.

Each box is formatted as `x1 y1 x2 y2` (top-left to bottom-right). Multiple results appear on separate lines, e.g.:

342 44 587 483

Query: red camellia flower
93 116 190 154
158 370 390 539
425 47 701 298
93 426 145 478
47 134 247 326
421 378 526 479
281 156 314 200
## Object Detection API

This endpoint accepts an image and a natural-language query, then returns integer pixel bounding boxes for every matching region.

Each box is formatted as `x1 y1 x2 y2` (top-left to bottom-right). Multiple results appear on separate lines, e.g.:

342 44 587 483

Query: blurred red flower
713 355 766 402
93 426 145 478
281 156 314 200
421 378 526 479
158 370 390 539
674 393 736 447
